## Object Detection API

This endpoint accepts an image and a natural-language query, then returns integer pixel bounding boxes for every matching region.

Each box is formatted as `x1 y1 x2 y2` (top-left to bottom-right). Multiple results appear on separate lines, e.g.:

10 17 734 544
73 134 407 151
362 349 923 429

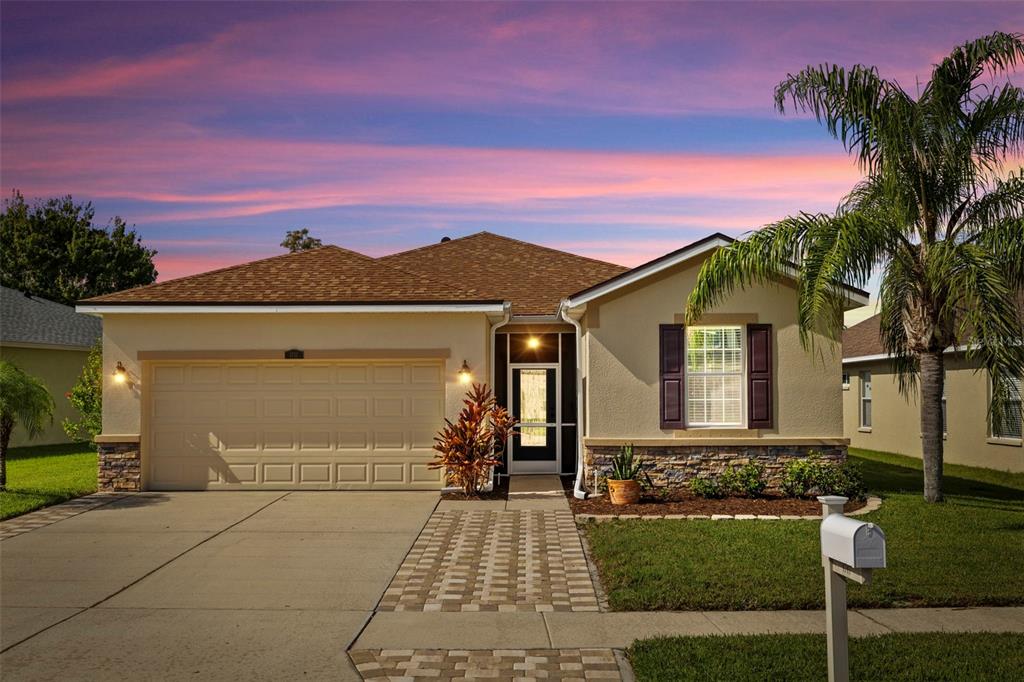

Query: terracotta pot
607 479 641 505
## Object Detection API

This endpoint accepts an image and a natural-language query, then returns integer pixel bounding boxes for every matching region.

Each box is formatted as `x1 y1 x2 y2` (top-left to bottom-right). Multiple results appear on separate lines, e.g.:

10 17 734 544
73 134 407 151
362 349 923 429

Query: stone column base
97 441 142 491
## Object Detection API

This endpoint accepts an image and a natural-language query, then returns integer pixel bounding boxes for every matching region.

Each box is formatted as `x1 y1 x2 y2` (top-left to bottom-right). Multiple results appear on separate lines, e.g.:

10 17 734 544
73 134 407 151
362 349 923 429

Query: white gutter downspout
559 299 588 499
490 303 512 486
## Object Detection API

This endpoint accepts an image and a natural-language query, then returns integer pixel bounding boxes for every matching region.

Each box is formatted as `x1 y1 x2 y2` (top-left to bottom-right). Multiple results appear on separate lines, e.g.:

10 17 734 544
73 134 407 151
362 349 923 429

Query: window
686 326 743 426
859 371 872 428
941 371 947 436
842 372 850 390
992 374 1023 440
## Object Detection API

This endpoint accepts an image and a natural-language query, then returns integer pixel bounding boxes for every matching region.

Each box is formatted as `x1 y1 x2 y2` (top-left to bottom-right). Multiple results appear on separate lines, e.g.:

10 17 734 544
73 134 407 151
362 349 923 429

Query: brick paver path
349 648 621 681
0 493 127 540
379 509 599 612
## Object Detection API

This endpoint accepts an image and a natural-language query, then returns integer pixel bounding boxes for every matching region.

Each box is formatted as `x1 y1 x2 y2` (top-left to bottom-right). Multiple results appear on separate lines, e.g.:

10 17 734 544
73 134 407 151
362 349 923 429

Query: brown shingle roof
843 314 883 358
378 232 628 315
83 245 495 305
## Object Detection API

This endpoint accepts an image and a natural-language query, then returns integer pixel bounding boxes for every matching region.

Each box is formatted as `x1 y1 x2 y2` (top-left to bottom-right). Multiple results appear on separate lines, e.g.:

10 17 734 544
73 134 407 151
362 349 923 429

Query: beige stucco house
78 232 867 494
1 286 102 446
843 315 1023 473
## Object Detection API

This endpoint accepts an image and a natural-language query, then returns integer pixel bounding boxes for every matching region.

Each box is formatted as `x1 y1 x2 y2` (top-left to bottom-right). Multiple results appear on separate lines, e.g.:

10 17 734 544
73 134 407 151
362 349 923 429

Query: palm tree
0 360 55 491
686 32 1024 503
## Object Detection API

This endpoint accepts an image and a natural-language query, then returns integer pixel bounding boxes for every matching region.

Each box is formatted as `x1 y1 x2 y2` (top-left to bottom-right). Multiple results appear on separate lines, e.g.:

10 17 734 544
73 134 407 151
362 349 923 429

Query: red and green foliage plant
430 383 516 496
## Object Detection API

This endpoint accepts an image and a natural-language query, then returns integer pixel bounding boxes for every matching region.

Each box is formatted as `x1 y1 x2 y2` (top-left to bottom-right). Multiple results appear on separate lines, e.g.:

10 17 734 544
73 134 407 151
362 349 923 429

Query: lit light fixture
526 336 540 349
458 360 472 384
113 361 128 384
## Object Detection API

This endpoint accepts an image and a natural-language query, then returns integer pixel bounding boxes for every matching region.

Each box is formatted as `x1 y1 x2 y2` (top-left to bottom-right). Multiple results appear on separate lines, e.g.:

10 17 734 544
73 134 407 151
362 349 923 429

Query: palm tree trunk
920 351 945 503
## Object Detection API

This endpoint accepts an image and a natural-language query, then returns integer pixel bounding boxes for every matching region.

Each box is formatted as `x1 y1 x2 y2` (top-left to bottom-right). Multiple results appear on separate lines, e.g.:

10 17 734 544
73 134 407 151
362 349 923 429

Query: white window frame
941 370 947 436
842 372 850 391
990 373 1023 442
859 371 872 429
684 325 746 428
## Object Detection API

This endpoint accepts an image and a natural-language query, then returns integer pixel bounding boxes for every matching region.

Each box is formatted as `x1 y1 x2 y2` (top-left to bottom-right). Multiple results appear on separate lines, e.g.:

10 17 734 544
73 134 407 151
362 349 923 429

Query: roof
1 286 102 349
843 314 883 359
566 233 870 308
378 232 627 315
82 245 500 306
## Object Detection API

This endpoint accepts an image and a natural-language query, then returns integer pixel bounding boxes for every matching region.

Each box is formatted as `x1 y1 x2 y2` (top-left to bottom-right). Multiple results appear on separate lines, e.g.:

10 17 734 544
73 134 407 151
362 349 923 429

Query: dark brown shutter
660 324 685 429
747 323 773 429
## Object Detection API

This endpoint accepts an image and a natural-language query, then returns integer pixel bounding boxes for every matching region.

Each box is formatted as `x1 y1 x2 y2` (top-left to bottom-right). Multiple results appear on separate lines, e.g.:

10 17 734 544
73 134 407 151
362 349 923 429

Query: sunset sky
2 1 1020 285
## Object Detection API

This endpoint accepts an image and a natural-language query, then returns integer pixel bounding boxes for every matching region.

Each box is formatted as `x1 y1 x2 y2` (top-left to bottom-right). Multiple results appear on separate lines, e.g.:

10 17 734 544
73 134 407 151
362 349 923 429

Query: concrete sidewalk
353 606 1024 649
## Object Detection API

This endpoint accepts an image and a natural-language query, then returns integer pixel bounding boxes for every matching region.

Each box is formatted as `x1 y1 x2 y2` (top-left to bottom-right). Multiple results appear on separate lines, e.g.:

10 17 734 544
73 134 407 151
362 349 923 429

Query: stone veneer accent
584 443 846 493
97 442 142 492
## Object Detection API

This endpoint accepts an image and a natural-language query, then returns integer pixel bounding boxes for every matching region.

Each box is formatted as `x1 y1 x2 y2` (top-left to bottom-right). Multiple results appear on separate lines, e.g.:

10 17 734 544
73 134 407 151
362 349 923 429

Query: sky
1 1 1021 288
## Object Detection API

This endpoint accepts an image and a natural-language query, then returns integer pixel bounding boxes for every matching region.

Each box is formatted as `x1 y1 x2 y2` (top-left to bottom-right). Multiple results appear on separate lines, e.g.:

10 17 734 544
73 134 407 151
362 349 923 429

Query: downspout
559 299 588 499
490 302 512 484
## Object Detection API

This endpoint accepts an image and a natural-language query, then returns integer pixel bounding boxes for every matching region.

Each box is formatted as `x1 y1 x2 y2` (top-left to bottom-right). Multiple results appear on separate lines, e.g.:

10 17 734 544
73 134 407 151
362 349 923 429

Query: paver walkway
350 648 621 681
0 493 129 540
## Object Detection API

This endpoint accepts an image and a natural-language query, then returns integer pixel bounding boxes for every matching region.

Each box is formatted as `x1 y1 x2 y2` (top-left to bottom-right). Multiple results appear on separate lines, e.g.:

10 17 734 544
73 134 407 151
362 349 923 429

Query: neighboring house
1 286 102 446
77 232 867 492
843 315 1023 473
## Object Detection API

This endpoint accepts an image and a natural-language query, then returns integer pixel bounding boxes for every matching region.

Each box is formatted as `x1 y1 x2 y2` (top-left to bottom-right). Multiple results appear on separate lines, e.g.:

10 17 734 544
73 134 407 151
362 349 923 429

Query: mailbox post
818 495 886 682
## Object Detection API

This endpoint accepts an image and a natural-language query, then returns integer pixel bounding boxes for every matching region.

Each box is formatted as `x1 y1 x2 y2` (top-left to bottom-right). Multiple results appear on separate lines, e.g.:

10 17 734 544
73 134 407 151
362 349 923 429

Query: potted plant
606 444 644 505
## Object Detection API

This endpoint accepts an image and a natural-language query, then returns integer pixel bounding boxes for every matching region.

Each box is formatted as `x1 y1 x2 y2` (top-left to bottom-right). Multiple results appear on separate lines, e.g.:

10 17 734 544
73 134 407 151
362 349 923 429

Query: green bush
720 462 767 497
63 342 102 442
781 454 866 500
690 476 725 499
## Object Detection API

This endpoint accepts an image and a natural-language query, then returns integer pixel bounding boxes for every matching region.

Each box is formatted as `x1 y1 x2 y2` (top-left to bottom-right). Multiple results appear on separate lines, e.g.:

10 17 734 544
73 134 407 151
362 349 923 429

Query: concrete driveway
0 491 439 681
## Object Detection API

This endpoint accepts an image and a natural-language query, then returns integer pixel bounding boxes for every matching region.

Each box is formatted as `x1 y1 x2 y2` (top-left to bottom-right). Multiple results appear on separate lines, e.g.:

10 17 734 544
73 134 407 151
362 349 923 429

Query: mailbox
820 514 886 569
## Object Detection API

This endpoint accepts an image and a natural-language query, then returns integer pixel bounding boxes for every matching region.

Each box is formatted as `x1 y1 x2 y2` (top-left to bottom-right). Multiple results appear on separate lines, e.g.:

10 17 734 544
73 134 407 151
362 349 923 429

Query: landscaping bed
0 442 97 520
440 474 509 501
628 632 1024 682
569 490 866 517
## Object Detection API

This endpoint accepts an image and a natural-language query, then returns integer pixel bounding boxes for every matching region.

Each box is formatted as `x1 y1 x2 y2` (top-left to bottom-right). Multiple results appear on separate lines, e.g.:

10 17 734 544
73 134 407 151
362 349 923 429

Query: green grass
629 632 1024 682
1 442 97 520
585 449 1024 610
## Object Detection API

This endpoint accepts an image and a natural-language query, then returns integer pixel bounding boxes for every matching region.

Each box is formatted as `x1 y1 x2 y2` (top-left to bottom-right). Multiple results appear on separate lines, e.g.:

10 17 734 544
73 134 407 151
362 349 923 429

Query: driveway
0 491 439 681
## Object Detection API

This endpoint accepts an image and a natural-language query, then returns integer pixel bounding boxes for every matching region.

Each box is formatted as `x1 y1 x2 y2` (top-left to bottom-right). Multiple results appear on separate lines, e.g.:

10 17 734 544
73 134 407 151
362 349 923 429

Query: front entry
509 365 560 473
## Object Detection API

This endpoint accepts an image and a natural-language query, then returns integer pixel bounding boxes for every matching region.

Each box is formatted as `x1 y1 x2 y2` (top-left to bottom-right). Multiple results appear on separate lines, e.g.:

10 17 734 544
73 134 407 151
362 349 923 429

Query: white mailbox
820 514 886 569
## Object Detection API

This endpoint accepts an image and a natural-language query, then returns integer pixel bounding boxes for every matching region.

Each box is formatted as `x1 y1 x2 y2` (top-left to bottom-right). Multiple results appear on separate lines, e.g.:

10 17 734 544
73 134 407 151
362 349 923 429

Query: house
1 286 102 446
843 314 1023 473
77 231 867 493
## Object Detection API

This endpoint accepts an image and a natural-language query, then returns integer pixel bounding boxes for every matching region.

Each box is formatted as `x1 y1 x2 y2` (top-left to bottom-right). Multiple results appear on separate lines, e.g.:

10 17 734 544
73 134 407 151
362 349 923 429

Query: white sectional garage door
146 360 446 490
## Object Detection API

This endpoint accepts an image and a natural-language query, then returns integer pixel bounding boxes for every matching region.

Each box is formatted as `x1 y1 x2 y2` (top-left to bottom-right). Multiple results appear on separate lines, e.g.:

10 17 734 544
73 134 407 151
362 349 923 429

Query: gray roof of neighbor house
1 286 102 349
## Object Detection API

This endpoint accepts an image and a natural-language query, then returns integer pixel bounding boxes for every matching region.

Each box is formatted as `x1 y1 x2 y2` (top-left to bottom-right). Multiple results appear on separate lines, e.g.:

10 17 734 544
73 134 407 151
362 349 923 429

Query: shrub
63 341 102 442
720 462 767 497
430 383 517 497
781 453 867 501
690 476 725 499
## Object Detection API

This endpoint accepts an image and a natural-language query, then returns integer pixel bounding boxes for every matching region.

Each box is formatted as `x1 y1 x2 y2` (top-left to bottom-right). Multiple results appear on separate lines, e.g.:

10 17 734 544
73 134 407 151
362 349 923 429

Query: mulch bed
567 490 866 516
440 475 509 501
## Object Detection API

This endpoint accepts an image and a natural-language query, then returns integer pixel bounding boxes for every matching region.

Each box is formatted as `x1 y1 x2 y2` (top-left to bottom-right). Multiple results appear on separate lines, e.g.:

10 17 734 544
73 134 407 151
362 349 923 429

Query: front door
510 365 559 473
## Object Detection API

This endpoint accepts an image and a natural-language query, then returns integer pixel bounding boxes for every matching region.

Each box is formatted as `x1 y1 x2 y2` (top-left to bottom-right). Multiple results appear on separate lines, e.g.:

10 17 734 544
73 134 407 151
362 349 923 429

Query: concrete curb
574 496 883 522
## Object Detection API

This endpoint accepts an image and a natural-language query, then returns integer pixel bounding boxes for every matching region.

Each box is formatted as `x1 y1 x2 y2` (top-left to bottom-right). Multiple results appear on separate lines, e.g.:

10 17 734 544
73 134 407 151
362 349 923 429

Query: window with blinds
992 374 1023 440
686 326 743 426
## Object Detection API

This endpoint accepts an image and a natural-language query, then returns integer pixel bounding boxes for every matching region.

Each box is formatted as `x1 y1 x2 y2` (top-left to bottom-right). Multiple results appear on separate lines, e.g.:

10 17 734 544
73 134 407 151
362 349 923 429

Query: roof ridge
377 231 486 262
80 245 383 303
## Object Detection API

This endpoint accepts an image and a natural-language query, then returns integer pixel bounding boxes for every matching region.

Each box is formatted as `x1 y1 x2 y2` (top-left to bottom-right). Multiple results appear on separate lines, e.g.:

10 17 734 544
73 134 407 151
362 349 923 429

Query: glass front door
510 366 559 473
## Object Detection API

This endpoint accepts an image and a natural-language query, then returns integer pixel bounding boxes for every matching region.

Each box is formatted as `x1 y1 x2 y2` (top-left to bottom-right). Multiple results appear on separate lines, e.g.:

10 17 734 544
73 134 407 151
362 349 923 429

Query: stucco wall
582 256 844 440
100 312 490 435
1 345 91 447
844 356 1024 472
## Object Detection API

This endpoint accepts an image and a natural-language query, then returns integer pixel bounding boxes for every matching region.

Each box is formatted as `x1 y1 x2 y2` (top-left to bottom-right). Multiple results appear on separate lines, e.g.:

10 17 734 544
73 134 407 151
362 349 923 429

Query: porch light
526 336 540 349
113 362 128 384
458 360 472 384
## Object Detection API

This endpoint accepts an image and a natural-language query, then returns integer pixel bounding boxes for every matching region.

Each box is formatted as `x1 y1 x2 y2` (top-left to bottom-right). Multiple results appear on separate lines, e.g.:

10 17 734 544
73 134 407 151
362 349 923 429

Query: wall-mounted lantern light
113 361 129 384
526 336 541 350
458 360 472 384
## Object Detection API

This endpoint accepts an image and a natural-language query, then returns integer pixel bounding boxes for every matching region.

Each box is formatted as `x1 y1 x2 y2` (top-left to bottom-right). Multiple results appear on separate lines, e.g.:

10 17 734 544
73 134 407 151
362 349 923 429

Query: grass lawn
0 442 97 520
629 632 1024 682
585 448 1024 610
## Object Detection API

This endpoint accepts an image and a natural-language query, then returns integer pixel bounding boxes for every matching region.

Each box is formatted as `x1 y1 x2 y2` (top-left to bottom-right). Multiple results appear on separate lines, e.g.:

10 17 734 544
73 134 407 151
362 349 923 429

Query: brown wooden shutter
660 324 685 429
747 323 773 428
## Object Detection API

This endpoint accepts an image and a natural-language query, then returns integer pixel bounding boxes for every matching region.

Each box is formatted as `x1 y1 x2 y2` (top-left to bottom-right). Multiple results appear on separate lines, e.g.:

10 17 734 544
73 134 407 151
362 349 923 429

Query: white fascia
76 303 507 315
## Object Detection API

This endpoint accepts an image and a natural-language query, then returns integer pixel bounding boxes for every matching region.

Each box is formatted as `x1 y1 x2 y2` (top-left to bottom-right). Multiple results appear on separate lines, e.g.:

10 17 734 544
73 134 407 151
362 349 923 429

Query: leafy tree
686 32 1024 503
0 191 157 305
0 361 55 491
63 342 103 443
281 228 323 252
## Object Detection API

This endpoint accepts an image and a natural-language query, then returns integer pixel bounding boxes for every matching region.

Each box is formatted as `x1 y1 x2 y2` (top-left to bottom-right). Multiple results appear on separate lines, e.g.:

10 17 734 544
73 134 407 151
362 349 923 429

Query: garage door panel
148 359 444 490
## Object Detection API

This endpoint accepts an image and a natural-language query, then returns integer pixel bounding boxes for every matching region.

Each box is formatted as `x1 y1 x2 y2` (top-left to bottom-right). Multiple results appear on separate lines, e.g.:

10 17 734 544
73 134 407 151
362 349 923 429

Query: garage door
146 360 446 490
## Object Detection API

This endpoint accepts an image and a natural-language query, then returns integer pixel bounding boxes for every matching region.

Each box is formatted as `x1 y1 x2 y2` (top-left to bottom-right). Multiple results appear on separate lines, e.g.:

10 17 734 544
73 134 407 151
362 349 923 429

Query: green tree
0 191 157 305
281 228 323 252
0 361 55 491
63 342 103 443
686 32 1024 503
